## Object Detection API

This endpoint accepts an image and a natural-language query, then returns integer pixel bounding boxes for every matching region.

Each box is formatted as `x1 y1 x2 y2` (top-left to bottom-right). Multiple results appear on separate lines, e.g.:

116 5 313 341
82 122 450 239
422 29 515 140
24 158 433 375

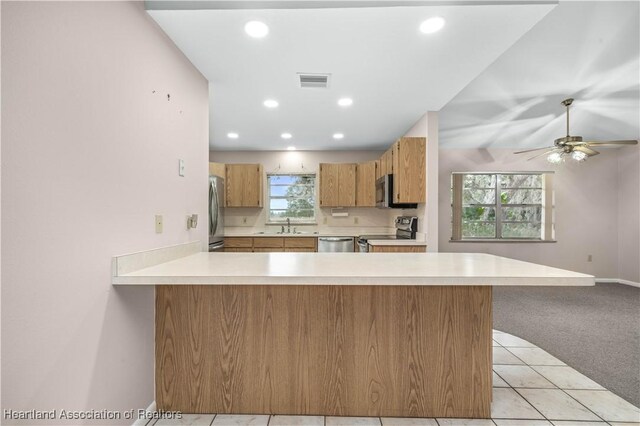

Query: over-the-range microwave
375 174 418 209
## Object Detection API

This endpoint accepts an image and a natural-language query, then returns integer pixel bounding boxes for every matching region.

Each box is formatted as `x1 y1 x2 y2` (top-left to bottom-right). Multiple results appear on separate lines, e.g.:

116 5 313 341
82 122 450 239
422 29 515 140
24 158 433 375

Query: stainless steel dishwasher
317 236 355 252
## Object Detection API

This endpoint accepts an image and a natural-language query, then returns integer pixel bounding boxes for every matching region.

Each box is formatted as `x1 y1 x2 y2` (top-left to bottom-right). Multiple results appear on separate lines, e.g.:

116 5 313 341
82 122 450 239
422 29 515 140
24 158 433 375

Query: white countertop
112 252 594 286
367 240 428 246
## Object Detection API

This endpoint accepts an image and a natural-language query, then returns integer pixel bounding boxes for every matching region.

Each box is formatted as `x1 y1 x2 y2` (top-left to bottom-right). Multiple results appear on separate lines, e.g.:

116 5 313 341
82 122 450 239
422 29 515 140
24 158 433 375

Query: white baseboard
131 401 156 426
596 278 640 288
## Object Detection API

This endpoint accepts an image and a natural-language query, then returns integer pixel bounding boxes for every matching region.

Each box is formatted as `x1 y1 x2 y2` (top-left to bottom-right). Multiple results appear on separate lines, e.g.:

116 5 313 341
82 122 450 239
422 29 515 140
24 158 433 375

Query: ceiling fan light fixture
547 152 564 164
571 150 588 162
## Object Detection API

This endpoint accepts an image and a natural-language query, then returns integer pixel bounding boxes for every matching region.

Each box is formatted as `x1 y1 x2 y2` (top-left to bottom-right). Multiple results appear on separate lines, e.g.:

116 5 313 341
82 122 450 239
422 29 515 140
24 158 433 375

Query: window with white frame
450 172 554 241
267 173 316 223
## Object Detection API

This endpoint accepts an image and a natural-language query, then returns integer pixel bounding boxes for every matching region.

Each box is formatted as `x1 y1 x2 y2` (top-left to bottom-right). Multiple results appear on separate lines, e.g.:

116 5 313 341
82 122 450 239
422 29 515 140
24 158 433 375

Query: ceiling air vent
298 73 330 89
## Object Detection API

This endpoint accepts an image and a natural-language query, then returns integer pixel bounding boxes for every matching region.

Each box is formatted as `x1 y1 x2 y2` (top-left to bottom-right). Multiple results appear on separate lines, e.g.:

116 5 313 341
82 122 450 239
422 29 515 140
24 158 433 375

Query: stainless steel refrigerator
209 175 225 252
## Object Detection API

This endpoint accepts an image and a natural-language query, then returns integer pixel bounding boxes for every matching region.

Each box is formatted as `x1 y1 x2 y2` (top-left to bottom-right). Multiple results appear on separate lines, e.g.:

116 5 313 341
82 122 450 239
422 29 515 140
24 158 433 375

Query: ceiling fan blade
574 146 600 156
583 140 638 146
527 149 559 161
514 146 554 154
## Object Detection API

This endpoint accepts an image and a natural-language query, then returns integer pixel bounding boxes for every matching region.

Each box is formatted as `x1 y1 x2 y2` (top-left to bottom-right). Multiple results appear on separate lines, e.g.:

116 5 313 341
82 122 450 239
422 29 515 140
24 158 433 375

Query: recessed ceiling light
281 133 292 139
227 132 239 139
287 146 296 151
333 133 344 140
244 21 269 38
338 98 353 107
263 99 279 108
420 17 445 34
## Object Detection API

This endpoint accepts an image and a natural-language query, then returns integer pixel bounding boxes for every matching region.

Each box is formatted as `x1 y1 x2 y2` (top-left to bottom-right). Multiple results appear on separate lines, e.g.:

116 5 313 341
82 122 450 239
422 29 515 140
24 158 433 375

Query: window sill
449 239 557 243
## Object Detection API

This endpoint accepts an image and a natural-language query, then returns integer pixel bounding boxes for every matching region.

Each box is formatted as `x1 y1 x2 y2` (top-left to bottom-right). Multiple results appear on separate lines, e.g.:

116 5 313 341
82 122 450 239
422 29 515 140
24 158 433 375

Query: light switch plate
155 215 163 233
178 159 185 177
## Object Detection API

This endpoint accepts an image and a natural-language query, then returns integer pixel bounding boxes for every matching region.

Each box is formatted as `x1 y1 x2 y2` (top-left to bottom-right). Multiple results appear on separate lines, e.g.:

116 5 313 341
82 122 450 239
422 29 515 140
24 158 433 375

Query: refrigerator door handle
210 179 219 237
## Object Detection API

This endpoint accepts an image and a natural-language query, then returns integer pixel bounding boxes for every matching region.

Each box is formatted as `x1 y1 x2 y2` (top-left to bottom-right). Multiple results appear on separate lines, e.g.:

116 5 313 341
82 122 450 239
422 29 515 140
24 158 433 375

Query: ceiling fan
514 98 638 163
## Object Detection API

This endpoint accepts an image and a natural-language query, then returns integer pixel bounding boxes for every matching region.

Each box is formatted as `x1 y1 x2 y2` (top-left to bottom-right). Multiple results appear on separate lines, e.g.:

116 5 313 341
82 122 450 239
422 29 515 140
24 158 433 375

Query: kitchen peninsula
112 243 594 419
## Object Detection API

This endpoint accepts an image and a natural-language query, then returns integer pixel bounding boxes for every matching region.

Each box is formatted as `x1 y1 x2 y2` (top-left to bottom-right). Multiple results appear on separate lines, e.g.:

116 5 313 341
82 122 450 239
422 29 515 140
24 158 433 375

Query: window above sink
267 173 317 224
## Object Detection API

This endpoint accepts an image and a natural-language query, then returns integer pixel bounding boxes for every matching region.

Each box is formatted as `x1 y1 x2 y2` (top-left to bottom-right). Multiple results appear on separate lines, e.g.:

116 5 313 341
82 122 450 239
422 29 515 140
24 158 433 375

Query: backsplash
224 205 404 235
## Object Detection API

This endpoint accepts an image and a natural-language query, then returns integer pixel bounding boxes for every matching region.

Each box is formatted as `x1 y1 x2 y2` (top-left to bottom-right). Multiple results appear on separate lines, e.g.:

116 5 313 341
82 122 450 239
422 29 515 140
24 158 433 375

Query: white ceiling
439 1 640 149
148 2 556 150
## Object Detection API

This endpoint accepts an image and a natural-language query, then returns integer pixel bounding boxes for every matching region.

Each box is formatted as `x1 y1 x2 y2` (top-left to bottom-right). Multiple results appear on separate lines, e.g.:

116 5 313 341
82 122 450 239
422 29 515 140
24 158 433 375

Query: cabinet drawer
225 237 253 248
284 237 317 249
253 248 285 252
224 247 253 252
285 248 316 252
369 245 426 253
253 237 284 248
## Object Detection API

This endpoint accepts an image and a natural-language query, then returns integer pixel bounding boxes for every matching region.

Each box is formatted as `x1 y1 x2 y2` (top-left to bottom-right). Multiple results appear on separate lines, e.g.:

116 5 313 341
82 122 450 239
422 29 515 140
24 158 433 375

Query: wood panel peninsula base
155 284 492 418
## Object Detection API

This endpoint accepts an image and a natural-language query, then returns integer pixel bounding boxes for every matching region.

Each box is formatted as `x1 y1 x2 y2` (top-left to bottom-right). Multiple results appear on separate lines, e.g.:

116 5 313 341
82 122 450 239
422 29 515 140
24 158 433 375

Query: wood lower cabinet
253 238 284 249
356 161 377 207
369 245 426 253
319 163 356 207
224 237 253 248
284 237 317 251
225 164 263 208
224 237 317 252
156 285 492 417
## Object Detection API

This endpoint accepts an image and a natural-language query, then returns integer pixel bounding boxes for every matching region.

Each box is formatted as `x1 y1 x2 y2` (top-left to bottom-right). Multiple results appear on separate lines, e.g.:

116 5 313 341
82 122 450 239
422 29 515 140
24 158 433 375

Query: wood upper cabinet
392 137 426 204
379 147 394 177
208 162 225 177
319 163 356 207
225 164 263 208
356 161 377 207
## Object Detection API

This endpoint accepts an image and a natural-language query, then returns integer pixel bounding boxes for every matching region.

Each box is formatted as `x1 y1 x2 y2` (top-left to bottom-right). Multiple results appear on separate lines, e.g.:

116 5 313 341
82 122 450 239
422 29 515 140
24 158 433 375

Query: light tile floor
141 330 640 426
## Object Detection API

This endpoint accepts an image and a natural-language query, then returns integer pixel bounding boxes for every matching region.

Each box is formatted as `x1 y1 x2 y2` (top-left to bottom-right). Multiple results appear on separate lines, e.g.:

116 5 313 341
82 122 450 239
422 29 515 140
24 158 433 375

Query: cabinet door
224 237 253 248
380 147 393 176
209 162 225 178
243 164 263 207
393 137 426 203
319 163 340 207
356 161 376 207
338 163 357 207
226 164 263 207
370 245 426 253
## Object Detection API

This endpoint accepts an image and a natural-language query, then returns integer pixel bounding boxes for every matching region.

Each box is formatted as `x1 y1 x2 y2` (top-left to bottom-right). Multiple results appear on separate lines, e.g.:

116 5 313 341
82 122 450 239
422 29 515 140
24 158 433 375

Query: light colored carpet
493 282 640 407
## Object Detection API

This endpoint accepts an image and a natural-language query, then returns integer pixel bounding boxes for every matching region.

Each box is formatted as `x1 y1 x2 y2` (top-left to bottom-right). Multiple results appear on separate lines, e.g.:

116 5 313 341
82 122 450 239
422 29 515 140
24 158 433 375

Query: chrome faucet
286 218 291 234
281 225 285 234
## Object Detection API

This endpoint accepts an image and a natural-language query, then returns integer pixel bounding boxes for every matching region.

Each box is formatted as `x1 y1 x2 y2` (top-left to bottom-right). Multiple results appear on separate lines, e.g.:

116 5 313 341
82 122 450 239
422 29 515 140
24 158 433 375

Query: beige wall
438 148 631 279
617 146 640 283
1 2 208 424
210 150 407 232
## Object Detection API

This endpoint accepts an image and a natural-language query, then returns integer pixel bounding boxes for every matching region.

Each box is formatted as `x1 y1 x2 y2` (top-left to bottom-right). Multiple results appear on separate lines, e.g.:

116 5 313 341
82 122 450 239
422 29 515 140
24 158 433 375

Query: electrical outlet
587 254 592 262
323 217 328 225
354 217 359 225
178 159 185 177
155 215 163 233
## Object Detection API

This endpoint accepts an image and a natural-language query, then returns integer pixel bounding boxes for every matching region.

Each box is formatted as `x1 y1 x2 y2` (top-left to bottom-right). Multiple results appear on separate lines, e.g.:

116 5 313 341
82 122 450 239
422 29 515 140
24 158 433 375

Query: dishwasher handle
319 237 354 242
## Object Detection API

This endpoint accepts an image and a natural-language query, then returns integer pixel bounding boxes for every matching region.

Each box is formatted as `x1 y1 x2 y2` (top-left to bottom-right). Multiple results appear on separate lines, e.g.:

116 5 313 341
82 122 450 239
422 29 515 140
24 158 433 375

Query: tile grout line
555 387 609 423
509 386 553 422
